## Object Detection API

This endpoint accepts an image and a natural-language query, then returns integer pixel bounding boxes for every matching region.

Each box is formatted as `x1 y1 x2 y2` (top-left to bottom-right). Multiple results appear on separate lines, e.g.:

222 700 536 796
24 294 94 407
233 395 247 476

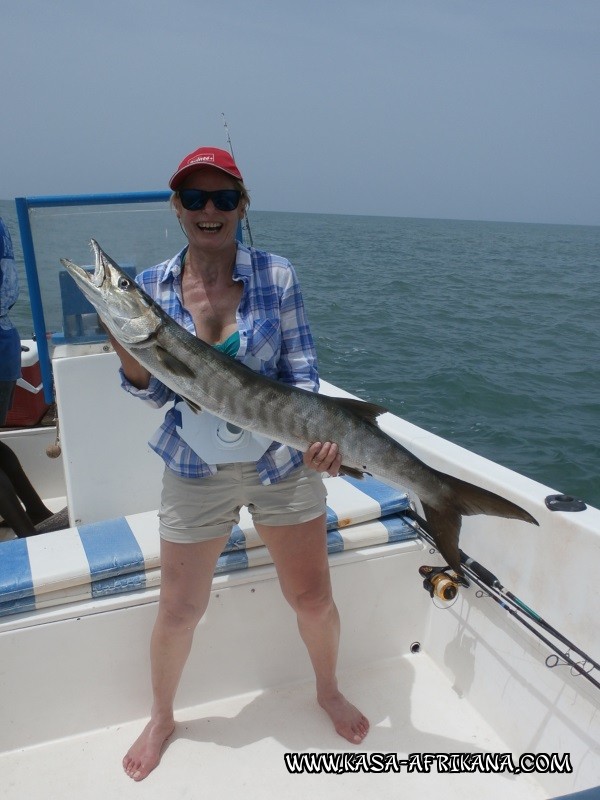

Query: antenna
222 113 254 246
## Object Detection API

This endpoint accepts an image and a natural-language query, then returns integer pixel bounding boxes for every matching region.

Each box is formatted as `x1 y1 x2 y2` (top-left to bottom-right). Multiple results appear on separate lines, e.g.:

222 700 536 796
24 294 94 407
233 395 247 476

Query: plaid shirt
121 243 319 484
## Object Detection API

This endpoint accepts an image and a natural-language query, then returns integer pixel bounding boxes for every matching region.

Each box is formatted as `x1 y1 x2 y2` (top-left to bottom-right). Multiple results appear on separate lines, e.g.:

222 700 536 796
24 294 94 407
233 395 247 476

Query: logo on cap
189 153 215 165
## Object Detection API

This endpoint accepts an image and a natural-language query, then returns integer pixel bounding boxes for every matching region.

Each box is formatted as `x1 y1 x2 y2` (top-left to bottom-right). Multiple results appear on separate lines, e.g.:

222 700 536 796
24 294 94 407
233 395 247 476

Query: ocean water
2 199 598 507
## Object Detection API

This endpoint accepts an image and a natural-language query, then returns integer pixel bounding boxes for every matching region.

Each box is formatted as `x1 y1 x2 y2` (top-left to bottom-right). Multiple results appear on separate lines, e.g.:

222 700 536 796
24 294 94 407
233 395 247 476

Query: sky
2 0 599 225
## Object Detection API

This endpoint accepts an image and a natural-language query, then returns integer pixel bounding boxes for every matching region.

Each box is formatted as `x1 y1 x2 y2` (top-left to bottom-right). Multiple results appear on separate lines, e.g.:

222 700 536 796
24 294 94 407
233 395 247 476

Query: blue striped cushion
0 475 415 617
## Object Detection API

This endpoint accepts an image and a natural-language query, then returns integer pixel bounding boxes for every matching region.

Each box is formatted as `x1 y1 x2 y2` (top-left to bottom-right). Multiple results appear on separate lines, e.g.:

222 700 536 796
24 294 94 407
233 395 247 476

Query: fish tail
422 473 538 575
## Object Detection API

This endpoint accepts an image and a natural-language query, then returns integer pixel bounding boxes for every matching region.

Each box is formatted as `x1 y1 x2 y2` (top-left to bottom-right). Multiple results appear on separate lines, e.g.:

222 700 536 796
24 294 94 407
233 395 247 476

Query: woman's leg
0 380 16 427
0 464 36 535
256 515 369 744
0 441 52 535
123 534 229 781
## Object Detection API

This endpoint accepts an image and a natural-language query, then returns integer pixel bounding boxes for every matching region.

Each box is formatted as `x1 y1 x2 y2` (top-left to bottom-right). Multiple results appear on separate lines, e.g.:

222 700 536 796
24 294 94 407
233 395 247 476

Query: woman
117 147 369 782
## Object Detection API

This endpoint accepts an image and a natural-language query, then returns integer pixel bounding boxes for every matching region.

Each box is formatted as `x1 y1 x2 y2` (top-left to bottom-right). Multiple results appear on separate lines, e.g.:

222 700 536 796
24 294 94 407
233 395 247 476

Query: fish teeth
91 239 105 286
92 261 104 287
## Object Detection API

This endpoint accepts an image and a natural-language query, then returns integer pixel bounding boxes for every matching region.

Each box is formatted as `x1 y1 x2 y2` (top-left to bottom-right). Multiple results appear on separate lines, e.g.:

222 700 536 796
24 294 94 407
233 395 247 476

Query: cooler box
5 340 51 427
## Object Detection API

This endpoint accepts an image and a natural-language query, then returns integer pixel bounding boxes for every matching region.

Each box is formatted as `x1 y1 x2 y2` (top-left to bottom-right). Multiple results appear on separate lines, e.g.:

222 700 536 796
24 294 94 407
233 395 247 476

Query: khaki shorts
159 462 327 544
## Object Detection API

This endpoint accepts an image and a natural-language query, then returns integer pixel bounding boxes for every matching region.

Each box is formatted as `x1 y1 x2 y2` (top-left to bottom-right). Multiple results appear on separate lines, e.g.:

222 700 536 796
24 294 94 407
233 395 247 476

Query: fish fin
442 473 539 527
421 501 463 575
183 397 202 414
339 464 366 480
422 473 539 576
334 397 388 426
155 346 196 379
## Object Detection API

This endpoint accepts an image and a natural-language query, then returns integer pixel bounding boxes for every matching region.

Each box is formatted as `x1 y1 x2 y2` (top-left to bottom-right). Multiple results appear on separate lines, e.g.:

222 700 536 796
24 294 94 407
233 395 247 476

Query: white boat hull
0 344 598 798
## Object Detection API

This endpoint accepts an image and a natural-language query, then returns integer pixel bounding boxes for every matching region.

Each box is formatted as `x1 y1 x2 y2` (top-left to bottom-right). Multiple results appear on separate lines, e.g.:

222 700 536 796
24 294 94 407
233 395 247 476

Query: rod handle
460 551 499 588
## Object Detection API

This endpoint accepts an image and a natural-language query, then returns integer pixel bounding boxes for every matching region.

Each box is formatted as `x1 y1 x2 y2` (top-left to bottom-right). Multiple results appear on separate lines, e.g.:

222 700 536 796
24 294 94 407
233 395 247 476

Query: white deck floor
1 653 548 800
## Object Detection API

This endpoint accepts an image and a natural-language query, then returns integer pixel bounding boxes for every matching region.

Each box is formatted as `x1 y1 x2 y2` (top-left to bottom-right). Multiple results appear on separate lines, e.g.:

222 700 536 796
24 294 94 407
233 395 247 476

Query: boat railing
15 192 176 404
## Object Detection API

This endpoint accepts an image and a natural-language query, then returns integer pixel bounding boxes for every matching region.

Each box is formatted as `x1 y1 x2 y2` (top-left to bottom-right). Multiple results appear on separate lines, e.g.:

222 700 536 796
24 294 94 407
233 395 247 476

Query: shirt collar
161 242 252 284
160 247 187 284
233 242 253 282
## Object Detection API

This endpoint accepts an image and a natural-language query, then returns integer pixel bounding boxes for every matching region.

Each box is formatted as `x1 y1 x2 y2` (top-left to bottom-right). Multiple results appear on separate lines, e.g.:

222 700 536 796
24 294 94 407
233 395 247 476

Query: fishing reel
419 565 462 603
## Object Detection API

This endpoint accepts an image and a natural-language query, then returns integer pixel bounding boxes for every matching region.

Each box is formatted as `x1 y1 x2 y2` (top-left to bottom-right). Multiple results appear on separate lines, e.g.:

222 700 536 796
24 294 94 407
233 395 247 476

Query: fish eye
118 276 131 290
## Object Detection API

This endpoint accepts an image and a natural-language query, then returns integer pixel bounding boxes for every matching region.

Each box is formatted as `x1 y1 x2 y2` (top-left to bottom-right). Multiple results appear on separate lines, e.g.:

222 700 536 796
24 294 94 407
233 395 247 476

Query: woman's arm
108 333 151 390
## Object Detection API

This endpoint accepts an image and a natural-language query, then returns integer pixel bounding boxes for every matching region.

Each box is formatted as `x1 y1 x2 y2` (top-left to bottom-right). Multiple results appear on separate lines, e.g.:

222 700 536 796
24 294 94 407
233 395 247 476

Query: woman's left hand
304 441 342 477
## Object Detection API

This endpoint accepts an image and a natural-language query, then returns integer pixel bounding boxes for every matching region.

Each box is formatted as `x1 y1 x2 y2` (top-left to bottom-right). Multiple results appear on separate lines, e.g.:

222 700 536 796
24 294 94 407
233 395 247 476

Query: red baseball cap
169 146 244 190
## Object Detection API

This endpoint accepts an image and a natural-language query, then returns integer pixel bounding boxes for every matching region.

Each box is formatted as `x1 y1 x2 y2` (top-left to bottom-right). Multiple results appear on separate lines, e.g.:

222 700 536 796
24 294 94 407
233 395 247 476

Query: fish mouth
61 239 160 346
60 239 108 290
90 239 109 287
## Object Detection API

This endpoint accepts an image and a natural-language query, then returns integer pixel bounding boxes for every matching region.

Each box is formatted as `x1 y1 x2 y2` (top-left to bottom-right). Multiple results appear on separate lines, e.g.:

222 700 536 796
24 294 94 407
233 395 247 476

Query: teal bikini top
213 330 240 357
180 247 240 358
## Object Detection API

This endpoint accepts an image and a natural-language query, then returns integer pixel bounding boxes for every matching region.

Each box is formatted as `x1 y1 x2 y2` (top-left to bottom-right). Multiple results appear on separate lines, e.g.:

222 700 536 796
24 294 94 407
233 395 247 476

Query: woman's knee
158 596 207 630
155 537 227 631
157 572 211 630
288 580 335 621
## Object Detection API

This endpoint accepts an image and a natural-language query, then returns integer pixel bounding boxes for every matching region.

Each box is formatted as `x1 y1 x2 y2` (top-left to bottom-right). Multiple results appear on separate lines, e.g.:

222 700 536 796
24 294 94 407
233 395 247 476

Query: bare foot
122 717 175 781
318 691 369 744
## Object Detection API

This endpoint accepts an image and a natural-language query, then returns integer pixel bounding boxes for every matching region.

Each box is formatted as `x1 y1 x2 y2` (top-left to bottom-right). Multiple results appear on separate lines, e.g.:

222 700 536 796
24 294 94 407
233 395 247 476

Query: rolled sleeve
119 368 174 408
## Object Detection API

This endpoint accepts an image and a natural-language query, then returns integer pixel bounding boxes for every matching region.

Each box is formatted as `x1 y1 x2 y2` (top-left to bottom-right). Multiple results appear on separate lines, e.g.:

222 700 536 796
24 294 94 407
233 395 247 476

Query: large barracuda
62 240 538 574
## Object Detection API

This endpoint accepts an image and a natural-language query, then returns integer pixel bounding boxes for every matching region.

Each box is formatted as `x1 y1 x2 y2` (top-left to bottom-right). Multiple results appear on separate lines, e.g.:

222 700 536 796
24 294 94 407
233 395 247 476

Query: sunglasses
178 188 242 212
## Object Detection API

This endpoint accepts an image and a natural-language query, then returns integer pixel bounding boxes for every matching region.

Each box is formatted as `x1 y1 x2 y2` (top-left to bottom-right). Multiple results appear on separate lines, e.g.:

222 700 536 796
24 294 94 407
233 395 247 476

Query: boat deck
1 653 548 800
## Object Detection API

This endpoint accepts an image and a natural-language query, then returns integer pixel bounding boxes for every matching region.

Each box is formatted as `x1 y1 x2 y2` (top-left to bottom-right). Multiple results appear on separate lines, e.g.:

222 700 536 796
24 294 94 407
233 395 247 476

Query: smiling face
174 167 245 256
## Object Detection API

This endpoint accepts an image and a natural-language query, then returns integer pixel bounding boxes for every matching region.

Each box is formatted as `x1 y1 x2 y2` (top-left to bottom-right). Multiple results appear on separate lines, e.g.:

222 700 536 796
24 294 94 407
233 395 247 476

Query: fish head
61 239 161 345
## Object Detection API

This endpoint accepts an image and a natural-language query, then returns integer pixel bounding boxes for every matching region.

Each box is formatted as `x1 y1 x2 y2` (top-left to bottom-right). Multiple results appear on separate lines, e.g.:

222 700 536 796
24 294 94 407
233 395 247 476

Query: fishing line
406 511 600 692
458 552 600 673
222 113 254 246
464 567 600 691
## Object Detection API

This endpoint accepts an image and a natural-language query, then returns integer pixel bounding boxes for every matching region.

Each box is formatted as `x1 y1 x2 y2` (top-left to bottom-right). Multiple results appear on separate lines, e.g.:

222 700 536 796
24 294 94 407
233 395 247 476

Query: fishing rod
222 113 254 246
406 510 600 693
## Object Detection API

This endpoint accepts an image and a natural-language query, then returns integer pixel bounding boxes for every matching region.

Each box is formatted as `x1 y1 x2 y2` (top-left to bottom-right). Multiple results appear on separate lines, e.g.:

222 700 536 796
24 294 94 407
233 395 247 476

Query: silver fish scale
153 323 348 454
61 241 539 575
148 319 392 470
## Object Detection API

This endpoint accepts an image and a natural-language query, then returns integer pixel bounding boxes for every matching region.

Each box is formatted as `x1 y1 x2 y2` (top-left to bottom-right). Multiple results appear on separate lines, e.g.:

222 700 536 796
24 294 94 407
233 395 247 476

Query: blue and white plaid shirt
121 243 319 485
